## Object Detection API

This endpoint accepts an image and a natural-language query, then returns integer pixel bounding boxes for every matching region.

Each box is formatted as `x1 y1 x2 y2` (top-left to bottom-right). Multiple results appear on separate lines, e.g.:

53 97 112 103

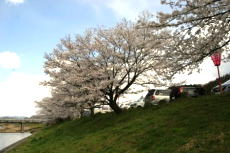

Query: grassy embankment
8 94 230 153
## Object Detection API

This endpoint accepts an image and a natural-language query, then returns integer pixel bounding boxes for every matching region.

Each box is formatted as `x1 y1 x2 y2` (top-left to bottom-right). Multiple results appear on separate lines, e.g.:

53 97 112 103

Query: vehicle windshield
223 80 230 85
155 90 170 95
136 96 144 102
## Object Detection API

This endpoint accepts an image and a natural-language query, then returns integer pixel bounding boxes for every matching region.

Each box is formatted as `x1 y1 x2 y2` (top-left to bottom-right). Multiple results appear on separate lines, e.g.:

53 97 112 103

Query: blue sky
0 0 229 117
0 0 118 81
0 0 166 81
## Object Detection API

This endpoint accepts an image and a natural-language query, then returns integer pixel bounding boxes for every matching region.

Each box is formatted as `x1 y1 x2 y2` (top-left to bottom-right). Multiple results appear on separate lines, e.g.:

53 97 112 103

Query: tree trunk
90 107 95 117
80 107 84 118
109 100 122 114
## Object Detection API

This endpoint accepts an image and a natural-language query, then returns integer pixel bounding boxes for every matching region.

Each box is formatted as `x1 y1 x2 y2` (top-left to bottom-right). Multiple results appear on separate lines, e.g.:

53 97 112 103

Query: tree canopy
36 0 230 120
37 19 179 118
141 0 230 73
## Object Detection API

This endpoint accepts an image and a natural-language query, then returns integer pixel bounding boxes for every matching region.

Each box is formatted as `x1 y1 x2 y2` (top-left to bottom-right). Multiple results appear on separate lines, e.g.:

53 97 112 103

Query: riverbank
7 94 230 153
0 123 45 153
0 123 44 133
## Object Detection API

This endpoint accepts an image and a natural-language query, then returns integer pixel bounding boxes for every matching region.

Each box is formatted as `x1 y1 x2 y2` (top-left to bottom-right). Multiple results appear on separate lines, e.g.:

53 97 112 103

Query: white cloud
0 51 21 69
5 0 24 4
0 72 50 117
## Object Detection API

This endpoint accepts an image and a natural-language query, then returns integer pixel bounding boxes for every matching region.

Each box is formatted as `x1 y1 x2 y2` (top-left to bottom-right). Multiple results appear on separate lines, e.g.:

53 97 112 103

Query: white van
144 89 171 105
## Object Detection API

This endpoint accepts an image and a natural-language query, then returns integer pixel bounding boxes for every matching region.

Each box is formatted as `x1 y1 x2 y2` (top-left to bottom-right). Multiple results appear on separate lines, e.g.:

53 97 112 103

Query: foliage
37 1 230 119
140 0 230 74
9 94 230 153
37 18 180 118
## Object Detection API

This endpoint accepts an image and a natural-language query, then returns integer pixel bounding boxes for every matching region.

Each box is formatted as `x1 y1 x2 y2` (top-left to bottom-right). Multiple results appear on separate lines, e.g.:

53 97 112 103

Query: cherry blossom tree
39 34 106 118
35 96 79 121
37 19 178 116
37 1 230 119
141 0 230 74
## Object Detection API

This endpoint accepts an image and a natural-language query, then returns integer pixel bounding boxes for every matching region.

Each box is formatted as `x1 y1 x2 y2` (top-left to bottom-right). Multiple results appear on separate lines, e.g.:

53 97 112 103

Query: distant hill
0 116 27 120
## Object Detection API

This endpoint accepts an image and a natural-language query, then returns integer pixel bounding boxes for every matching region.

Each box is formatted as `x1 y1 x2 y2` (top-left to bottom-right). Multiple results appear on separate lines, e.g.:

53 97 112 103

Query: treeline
178 73 230 94
203 73 230 94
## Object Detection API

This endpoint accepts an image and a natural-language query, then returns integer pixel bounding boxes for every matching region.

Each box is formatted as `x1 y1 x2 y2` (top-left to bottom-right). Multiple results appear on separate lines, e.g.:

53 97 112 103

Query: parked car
129 96 145 108
119 102 131 109
170 85 205 98
82 109 91 117
212 79 230 94
144 89 171 105
94 104 112 114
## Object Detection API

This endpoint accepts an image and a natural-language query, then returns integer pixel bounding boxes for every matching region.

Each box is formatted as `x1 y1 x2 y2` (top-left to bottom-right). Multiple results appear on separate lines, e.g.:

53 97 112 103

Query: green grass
9 94 230 153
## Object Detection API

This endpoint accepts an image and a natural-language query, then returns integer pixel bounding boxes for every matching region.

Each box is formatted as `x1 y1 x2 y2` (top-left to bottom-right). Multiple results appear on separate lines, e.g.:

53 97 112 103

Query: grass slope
9 94 230 153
